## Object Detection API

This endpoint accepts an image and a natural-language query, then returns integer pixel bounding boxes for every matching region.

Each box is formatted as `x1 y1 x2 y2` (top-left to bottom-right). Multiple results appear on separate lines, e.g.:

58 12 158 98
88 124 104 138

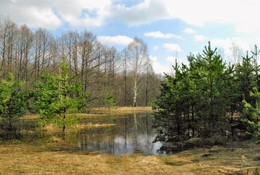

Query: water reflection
77 113 162 155
0 113 161 155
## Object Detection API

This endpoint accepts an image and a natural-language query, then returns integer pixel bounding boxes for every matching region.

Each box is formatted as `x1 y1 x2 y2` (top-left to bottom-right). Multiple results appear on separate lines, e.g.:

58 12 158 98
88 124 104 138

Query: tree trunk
133 78 137 107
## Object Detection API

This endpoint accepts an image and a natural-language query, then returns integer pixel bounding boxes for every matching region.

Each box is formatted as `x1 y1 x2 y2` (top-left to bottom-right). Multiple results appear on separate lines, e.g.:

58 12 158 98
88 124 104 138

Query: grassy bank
0 141 259 175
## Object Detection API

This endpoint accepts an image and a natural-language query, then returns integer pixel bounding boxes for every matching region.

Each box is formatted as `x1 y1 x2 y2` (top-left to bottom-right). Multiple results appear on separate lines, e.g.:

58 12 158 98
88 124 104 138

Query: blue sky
1 0 260 74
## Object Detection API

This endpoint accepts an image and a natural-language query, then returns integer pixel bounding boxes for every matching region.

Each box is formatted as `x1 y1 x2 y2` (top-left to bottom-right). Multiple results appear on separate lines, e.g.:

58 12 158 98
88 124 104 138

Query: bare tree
0 19 161 108
33 28 55 81
0 20 18 78
60 31 79 76
78 31 97 93
16 25 33 82
125 38 150 107
121 48 130 106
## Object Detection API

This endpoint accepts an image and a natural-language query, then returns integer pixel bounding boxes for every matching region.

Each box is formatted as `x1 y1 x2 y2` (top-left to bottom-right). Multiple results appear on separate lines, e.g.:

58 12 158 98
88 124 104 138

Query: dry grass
20 114 39 120
0 141 259 175
90 106 152 115
72 123 115 129
21 107 152 120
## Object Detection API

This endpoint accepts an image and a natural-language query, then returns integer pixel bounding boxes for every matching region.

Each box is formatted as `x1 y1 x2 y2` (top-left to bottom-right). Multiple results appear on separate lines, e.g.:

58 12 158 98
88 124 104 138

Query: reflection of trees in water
77 113 160 155
0 118 39 141
77 126 116 153
0 113 161 155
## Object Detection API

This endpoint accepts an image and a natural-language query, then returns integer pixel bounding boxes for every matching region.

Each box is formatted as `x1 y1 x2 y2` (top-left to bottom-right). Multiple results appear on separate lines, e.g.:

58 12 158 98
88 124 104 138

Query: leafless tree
16 24 33 83
0 19 161 108
0 20 18 79
125 38 150 107
33 28 55 81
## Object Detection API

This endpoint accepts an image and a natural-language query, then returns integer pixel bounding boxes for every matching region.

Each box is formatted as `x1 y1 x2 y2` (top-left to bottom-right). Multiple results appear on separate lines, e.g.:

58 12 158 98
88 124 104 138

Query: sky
1 0 260 74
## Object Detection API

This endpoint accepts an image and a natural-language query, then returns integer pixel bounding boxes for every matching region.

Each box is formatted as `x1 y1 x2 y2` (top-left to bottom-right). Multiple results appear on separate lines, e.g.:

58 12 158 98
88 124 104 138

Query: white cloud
3 0 260 39
150 55 187 74
195 35 207 42
0 1 62 29
113 0 169 26
211 38 251 61
0 0 112 29
163 43 182 52
166 56 177 64
153 46 159 51
113 0 260 39
97 35 133 46
112 0 260 39
150 55 172 74
183 27 195 34
58 0 112 28
144 31 181 39
162 0 260 34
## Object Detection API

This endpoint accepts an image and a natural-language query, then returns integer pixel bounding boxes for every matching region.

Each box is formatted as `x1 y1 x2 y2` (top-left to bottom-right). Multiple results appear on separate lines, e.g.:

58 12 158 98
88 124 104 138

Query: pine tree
0 73 28 129
243 87 260 140
154 62 194 144
153 42 233 151
33 58 87 134
188 42 231 137
235 52 256 111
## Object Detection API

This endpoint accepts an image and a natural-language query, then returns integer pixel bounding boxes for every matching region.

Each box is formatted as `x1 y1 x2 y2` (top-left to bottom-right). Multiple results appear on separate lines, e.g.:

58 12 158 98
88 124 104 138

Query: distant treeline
0 19 161 108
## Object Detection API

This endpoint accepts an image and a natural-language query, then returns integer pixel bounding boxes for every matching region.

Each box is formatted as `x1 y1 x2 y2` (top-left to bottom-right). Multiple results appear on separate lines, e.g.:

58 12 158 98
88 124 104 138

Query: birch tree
126 38 150 107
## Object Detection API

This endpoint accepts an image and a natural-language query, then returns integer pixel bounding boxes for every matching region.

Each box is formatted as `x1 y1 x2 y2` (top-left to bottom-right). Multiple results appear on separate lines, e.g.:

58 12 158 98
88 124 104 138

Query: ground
0 107 259 175
0 140 259 175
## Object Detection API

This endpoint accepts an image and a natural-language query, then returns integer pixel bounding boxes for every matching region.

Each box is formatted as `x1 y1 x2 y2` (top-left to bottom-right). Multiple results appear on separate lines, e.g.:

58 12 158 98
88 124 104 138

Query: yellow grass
22 107 152 120
72 123 115 129
20 114 39 120
90 106 152 115
0 142 259 175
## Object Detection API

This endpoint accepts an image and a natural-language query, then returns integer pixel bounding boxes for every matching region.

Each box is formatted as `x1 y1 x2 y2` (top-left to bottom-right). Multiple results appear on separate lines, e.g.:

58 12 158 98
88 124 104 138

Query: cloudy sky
1 0 260 74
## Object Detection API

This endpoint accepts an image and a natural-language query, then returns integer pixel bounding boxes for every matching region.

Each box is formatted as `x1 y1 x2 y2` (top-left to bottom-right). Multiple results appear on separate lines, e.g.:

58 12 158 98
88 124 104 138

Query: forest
0 19 161 109
0 19 164 136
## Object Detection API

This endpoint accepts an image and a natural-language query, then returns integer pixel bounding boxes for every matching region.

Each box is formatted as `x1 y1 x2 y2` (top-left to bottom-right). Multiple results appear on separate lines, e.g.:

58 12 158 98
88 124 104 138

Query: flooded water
0 112 162 155
76 113 161 155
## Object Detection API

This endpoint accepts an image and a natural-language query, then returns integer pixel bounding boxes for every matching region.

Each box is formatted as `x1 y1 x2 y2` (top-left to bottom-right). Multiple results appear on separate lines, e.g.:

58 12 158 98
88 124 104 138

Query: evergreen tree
153 42 233 151
33 59 87 134
227 52 257 137
188 42 231 137
103 87 117 110
0 73 28 129
154 62 195 143
235 52 256 111
243 87 260 140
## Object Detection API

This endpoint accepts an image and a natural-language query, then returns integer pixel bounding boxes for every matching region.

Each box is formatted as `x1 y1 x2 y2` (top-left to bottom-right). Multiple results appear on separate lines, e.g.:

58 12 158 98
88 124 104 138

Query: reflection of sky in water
112 134 162 155
77 113 162 155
